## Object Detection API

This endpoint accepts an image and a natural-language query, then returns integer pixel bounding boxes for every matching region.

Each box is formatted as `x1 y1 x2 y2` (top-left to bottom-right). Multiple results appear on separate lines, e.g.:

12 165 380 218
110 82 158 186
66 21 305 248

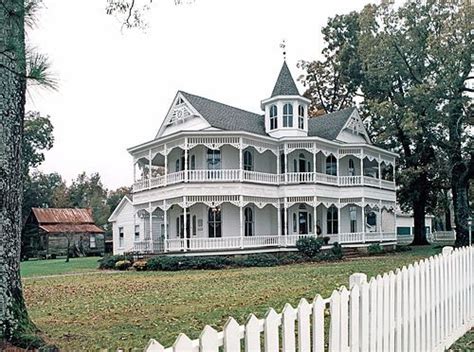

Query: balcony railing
133 170 395 192
134 232 397 254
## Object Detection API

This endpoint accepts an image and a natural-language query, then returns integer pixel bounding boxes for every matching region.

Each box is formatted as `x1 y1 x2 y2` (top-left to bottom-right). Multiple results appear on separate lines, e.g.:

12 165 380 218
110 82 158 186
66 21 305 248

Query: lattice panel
242 138 278 155
243 196 280 209
188 136 240 150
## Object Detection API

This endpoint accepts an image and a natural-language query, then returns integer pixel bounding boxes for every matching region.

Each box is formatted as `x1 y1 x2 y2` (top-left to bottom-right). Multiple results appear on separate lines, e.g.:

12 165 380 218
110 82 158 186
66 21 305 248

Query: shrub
132 260 148 271
317 243 344 262
296 237 324 258
279 252 305 265
395 245 412 252
330 242 343 260
98 254 131 269
367 243 384 255
322 236 330 245
115 260 132 270
238 254 280 267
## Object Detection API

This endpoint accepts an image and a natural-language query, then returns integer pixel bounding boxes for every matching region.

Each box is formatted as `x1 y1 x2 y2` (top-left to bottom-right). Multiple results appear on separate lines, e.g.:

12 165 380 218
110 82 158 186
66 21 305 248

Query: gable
336 109 371 144
108 196 133 222
155 92 211 138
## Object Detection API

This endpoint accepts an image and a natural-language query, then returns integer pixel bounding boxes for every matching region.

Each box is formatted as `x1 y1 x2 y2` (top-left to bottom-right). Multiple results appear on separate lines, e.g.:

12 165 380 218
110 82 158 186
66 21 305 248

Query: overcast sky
27 0 375 190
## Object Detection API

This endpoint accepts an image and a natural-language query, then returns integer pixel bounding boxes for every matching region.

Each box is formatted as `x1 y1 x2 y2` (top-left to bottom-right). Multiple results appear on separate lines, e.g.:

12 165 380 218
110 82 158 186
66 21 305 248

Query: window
299 153 306 173
367 212 377 227
243 150 253 171
327 206 338 234
280 153 285 174
308 213 313 232
208 207 222 238
207 149 221 170
397 227 411 236
293 213 297 233
190 155 196 170
283 103 293 127
119 227 124 248
176 97 184 105
349 206 357 233
176 217 180 237
134 225 140 241
298 105 305 129
175 159 180 172
244 207 254 236
90 235 97 249
192 215 197 236
269 105 278 130
326 155 337 176
348 159 355 176
293 159 297 173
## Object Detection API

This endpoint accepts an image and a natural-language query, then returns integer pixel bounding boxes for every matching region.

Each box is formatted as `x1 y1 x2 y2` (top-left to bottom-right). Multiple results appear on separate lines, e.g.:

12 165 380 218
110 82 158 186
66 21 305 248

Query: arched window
207 148 221 170
327 205 338 234
348 158 355 176
243 150 253 171
298 105 305 129
283 103 293 127
244 207 254 236
190 155 196 170
269 105 278 130
326 155 337 176
208 207 222 238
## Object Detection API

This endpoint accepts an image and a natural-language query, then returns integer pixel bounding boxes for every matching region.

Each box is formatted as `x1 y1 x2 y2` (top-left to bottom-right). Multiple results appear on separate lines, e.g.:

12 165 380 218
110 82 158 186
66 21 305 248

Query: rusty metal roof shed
31 208 104 234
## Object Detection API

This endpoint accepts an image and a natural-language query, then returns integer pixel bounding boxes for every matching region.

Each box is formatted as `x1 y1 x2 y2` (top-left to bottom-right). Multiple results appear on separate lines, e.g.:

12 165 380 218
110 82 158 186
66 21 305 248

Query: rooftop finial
280 39 287 61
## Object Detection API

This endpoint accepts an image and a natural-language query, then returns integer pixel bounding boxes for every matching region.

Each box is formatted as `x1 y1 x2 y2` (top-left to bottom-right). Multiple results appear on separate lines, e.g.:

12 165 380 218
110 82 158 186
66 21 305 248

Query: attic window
176 97 184 105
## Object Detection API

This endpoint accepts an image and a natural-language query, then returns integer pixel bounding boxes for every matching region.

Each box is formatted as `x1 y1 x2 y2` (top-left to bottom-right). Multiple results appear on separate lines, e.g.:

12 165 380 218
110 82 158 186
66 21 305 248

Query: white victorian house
109 62 398 255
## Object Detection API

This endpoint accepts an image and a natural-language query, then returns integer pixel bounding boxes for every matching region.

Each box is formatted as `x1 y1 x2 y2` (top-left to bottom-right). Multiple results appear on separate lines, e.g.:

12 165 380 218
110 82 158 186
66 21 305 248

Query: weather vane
280 39 287 61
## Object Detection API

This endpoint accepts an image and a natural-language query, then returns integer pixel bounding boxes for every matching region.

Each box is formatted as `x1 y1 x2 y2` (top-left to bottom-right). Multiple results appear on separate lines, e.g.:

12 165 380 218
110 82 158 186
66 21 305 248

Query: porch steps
342 248 364 259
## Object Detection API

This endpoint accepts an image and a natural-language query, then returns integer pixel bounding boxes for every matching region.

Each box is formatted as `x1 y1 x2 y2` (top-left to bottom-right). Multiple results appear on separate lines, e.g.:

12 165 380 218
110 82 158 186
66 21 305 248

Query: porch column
163 201 168 252
392 159 396 187
313 143 317 183
276 150 280 179
313 197 317 236
360 150 364 186
362 198 366 243
239 138 243 182
183 196 188 251
133 160 137 183
239 196 244 249
184 138 188 182
164 147 168 186
337 205 341 243
378 154 382 188
336 153 340 186
284 198 288 246
284 143 288 184
378 200 383 242
148 149 152 189
277 202 281 245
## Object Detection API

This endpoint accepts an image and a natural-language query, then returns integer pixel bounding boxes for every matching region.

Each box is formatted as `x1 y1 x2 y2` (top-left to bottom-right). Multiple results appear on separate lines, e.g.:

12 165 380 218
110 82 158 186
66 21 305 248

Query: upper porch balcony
131 136 396 193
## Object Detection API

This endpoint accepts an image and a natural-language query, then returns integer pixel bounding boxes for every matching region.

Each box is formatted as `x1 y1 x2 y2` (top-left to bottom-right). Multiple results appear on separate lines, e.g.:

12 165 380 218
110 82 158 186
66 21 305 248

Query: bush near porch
21 246 442 350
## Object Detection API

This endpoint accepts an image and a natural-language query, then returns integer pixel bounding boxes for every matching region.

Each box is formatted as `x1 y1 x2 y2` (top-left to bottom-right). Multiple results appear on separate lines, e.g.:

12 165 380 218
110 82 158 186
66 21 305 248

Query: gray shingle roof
180 91 266 135
271 61 300 97
308 107 356 140
180 91 355 141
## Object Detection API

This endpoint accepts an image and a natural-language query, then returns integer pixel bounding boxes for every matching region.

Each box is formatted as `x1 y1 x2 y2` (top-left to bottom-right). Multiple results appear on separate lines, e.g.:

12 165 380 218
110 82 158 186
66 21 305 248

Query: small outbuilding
22 208 105 258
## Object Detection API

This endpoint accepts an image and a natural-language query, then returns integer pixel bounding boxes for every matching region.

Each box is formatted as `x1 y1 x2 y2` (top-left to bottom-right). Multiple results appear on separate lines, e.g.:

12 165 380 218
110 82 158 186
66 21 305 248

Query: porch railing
133 170 394 191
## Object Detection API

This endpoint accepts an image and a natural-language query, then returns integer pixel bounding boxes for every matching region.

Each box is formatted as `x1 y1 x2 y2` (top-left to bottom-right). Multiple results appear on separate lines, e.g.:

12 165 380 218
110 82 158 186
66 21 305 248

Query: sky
27 0 375 190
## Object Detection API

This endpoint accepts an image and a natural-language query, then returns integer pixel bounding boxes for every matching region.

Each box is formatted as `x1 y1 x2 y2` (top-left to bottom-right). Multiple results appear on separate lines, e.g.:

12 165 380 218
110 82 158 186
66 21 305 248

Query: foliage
295 237 324 258
237 254 280 267
367 243 384 256
114 260 132 271
316 242 344 261
394 245 412 253
22 246 441 350
98 254 132 270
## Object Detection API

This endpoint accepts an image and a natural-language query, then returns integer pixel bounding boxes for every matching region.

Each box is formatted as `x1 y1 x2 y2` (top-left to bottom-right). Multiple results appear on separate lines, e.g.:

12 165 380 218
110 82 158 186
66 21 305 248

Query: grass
20 256 100 278
22 246 441 350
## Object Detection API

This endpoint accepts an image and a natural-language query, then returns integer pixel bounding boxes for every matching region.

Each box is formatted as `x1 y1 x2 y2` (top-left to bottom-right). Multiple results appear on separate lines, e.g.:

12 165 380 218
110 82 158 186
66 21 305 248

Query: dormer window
176 97 184 105
283 103 293 127
269 105 278 130
298 105 305 129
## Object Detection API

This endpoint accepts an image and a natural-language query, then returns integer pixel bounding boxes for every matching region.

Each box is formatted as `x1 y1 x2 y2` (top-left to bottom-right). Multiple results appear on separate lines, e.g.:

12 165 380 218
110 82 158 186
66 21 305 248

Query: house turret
261 61 311 138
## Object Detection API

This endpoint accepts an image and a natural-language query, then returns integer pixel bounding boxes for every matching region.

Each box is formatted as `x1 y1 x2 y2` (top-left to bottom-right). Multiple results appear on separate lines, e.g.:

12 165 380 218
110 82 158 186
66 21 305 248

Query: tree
0 0 55 346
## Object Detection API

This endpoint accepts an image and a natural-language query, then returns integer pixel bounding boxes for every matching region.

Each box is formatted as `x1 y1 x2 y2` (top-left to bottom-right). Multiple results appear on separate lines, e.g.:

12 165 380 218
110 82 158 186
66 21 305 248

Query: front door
299 158 306 172
299 211 308 234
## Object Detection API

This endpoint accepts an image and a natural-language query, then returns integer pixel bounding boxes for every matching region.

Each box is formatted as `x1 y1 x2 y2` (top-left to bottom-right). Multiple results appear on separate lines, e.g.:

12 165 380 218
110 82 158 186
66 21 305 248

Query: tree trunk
0 1 40 347
452 162 470 247
411 173 430 245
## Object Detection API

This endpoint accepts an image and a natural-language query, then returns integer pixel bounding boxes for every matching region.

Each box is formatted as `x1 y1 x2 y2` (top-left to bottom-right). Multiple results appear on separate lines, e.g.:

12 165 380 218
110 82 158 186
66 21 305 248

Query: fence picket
388 271 396 352
339 288 349 352
369 277 377 352
264 308 279 352
297 298 311 352
394 269 402 352
419 261 426 352
414 262 421 352
329 290 341 352
376 275 384 352
200 325 219 352
146 339 165 352
349 285 359 352
359 281 369 352
312 295 325 352
382 274 390 352
173 334 195 352
282 303 296 352
224 317 241 352
407 264 415 352
245 314 261 352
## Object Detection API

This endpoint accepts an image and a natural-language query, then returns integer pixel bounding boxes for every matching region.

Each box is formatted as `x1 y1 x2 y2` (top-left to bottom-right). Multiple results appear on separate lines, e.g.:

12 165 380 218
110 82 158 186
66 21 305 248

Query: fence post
349 273 367 289
442 246 453 256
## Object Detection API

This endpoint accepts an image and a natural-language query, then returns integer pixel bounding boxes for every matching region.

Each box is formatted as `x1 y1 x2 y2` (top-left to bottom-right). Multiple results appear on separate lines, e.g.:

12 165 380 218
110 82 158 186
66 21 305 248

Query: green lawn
21 256 100 278
23 246 441 350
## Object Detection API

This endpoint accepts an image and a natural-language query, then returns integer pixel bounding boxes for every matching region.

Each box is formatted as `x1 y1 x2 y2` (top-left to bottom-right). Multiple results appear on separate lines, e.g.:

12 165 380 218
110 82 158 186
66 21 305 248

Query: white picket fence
145 246 474 352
